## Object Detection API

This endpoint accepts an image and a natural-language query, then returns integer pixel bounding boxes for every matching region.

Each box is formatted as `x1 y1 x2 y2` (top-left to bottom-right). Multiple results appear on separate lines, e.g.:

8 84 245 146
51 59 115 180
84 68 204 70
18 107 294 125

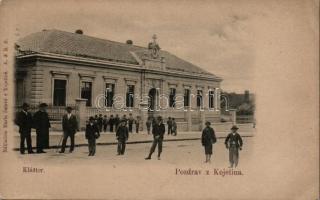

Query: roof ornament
148 34 160 59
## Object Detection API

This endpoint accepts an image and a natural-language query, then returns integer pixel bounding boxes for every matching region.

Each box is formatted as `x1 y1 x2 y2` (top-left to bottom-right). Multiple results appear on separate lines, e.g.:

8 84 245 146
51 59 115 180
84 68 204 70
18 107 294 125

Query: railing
15 104 78 121
236 115 254 124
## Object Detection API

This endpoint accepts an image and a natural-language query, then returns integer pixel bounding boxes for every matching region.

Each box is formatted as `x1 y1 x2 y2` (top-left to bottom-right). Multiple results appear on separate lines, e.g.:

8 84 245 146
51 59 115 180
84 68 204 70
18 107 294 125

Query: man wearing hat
15 103 34 154
224 125 243 168
145 116 165 160
33 103 51 153
59 106 78 153
116 119 129 155
201 121 216 163
85 117 100 156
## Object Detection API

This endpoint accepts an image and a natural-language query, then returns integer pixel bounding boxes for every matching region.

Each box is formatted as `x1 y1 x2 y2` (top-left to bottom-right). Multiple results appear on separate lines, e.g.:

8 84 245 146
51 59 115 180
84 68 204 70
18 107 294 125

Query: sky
2 0 263 93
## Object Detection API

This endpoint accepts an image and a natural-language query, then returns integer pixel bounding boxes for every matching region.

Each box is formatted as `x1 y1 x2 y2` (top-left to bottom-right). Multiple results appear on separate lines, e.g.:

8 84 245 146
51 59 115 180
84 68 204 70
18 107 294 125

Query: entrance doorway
148 88 159 112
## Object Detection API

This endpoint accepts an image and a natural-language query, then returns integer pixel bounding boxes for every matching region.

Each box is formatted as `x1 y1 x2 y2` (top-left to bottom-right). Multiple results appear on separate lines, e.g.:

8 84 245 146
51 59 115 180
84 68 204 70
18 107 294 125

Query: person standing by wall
85 117 100 156
172 118 177 136
33 103 51 153
145 116 165 160
103 115 108 133
97 114 103 132
109 115 114 132
128 113 134 133
59 106 78 153
115 114 120 131
225 125 243 168
201 121 216 163
167 117 173 135
135 116 141 134
116 120 129 155
146 117 152 135
15 103 34 154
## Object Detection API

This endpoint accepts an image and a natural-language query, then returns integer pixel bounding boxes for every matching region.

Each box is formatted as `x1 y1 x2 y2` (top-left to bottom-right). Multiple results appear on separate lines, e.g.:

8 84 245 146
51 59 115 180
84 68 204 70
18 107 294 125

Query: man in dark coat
97 114 103 132
114 114 120 131
116 120 129 155
33 103 51 153
201 121 216 163
146 117 152 134
145 116 165 160
103 115 108 133
59 106 78 153
109 115 114 132
225 125 243 168
85 117 100 156
15 103 34 154
128 113 134 133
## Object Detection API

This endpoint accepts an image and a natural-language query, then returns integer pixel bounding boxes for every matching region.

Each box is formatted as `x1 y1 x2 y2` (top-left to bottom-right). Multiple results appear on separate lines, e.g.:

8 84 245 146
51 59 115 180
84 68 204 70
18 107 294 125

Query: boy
224 125 243 168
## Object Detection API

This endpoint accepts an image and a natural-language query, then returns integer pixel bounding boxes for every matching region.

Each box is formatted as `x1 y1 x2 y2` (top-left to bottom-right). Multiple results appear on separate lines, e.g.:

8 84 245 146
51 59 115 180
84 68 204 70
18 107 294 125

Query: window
105 83 115 107
81 82 92 106
126 85 135 107
197 90 203 108
53 79 66 106
184 89 190 107
169 88 176 107
209 89 215 109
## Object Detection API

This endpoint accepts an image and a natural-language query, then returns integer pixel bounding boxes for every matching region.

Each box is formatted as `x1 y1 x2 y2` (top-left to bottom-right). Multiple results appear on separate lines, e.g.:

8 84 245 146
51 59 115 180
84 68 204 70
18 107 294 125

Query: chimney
126 40 133 45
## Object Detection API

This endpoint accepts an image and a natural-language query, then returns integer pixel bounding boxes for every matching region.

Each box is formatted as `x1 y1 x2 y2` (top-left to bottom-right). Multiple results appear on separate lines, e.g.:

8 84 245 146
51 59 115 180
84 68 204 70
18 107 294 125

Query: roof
17 29 219 78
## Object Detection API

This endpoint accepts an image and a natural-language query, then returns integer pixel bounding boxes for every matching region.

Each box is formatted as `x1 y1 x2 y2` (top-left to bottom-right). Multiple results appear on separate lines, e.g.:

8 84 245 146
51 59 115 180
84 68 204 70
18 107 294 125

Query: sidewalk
13 128 255 151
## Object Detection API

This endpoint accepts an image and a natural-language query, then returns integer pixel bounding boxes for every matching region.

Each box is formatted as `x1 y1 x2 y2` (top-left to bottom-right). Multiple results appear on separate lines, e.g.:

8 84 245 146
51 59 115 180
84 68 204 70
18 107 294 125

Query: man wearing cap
59 106 78 153
15 103 34 154
116 119 129 155
145 116 165 160
225 125 243 168
33 103 51 153
85 117 100 156
201 121 216 163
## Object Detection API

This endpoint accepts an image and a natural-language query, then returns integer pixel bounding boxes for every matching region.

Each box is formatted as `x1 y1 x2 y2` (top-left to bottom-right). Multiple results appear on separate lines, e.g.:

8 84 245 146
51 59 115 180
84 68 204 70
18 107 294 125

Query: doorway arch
148 88 159 111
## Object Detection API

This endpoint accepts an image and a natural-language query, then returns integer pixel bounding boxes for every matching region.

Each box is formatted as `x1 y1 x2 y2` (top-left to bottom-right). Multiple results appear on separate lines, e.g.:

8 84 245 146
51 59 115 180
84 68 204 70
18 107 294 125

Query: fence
236 115 254 124
15 104 78 121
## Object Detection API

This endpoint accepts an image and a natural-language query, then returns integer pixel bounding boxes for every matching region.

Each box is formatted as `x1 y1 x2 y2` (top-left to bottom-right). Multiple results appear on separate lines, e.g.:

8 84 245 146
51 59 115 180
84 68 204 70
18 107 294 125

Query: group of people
201 122 243 168
15 103 51 154
90 113 141 134
16 103 243 167
146 116 177 136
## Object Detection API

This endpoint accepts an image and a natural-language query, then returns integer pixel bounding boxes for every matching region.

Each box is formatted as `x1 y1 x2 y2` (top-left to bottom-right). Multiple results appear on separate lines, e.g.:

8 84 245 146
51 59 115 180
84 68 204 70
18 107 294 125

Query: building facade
15 30 223 131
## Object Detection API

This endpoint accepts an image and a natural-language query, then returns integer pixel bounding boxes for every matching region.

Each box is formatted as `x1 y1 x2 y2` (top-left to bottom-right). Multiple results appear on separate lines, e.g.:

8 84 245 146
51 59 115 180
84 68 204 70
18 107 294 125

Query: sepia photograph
0 0 318 199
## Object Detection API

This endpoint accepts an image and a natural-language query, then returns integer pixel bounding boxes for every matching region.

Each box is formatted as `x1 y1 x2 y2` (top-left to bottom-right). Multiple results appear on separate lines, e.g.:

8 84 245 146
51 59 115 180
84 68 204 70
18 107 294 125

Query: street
15 137 254 167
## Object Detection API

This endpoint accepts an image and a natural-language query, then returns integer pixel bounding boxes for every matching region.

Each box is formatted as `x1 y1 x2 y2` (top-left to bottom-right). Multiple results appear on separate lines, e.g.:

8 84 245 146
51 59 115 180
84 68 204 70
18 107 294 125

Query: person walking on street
201 121 216 163
59 106 78 153
225 125 243 168
85 117 100 156
33 103 51 153
15 103 34 154
167 117 173 135
172 118 177 136
145 116 165 160
116 120 129 155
